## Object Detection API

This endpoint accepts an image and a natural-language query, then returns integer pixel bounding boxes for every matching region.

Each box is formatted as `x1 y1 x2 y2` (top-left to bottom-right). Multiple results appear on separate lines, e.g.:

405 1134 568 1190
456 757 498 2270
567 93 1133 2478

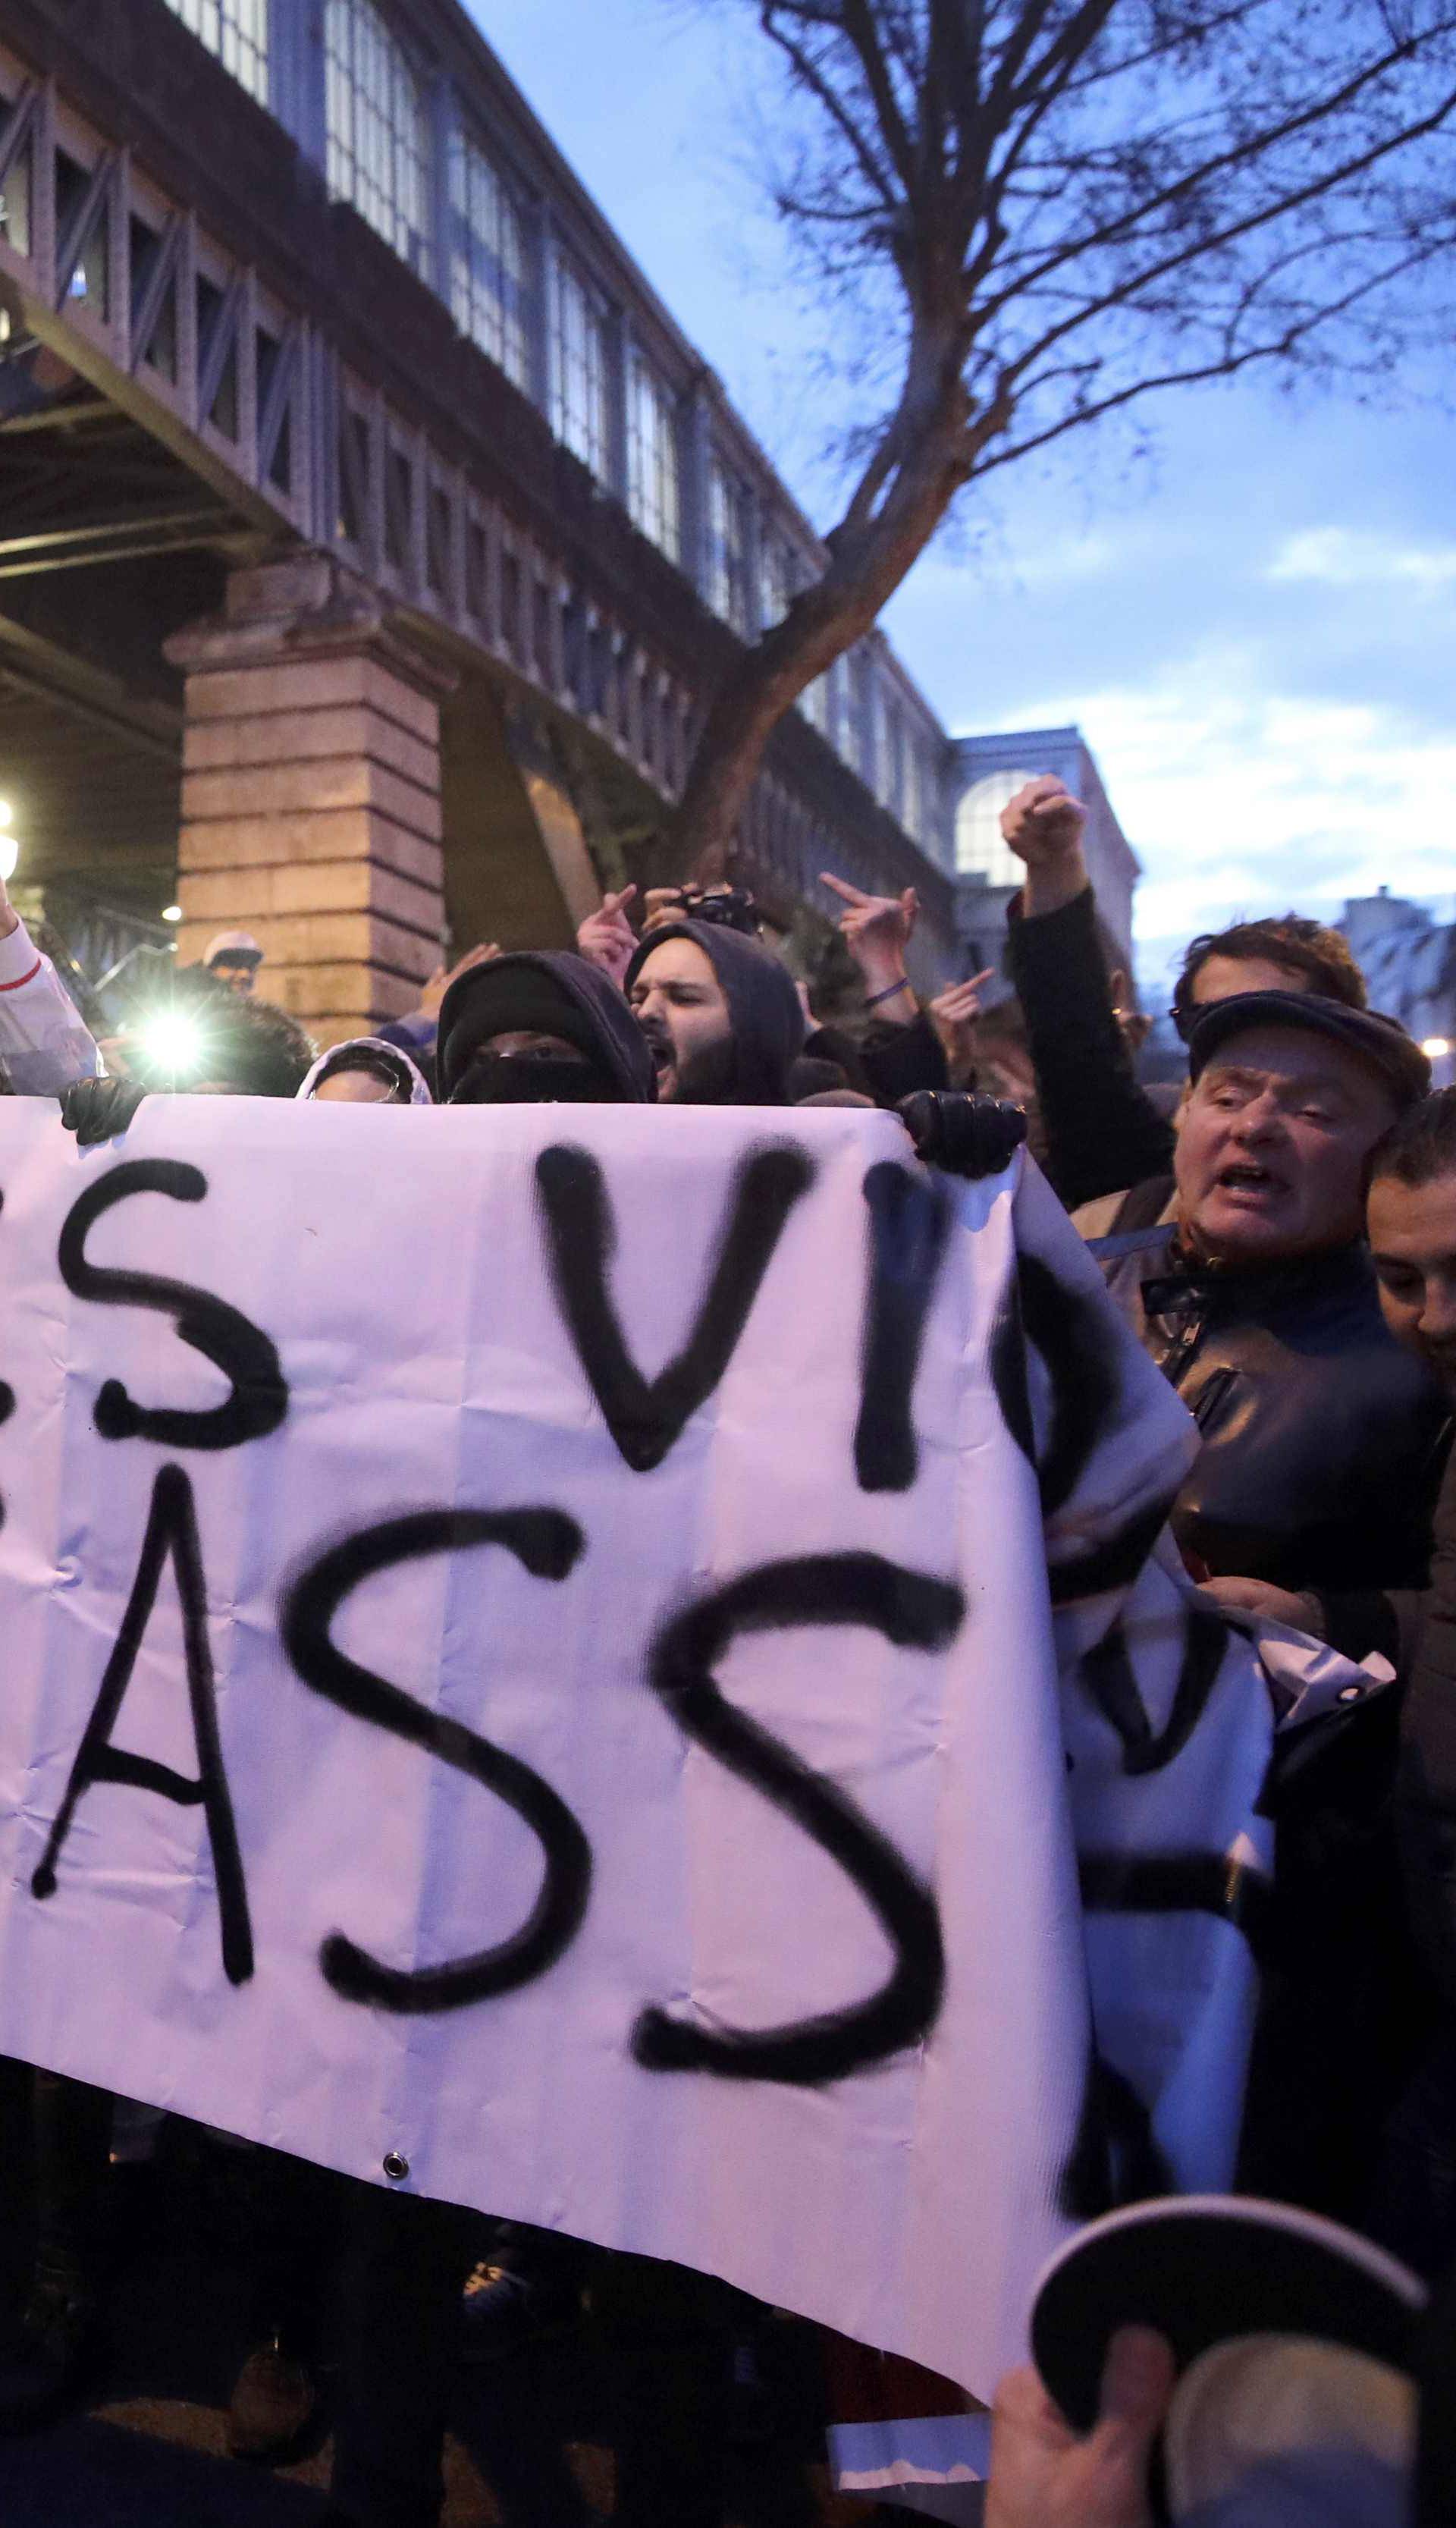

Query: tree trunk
674 334 990 881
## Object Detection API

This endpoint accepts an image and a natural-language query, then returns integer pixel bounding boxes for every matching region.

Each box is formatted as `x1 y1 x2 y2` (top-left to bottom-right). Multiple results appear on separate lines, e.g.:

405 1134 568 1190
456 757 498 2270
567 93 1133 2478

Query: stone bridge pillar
165 553 455 1047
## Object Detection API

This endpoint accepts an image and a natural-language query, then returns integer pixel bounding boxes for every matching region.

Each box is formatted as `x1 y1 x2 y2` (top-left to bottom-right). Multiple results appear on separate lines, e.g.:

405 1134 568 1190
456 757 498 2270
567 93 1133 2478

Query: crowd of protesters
0 777 1454 2527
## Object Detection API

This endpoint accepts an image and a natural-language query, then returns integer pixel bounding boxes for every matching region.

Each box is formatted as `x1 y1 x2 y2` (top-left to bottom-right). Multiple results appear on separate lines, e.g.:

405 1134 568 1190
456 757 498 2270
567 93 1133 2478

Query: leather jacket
1098 1222 1448 1593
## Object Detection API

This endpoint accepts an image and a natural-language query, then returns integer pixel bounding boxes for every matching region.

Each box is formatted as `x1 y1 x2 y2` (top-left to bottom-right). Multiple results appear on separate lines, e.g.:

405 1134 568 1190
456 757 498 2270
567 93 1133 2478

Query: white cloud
996 649 1456 950
1266 527 1456 590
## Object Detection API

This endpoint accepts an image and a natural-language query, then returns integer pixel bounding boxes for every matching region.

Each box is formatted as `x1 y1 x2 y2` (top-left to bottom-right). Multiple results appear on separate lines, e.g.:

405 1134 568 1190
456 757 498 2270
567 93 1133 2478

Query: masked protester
623 919 803 1105
438 948 654 1106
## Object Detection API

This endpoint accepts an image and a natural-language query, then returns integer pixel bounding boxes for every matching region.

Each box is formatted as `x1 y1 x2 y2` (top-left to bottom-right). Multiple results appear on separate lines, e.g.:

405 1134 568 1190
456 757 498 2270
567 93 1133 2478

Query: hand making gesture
576 884 640 989
820 871 918 1024
930 969 994 1086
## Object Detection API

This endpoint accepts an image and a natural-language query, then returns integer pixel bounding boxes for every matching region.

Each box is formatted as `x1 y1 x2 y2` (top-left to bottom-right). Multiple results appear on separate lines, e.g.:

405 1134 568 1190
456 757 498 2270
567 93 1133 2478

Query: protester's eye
1376 1267 1420 1300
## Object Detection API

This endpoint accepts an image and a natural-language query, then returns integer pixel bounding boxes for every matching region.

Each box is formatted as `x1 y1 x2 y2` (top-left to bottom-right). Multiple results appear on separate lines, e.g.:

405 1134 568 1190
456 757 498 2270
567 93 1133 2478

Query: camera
661 887 760 937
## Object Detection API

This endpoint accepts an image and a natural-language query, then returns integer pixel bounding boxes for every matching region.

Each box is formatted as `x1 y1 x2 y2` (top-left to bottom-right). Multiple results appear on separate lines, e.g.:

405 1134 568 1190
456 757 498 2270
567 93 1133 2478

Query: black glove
897 1091 1028 1179
58 1077 148 1147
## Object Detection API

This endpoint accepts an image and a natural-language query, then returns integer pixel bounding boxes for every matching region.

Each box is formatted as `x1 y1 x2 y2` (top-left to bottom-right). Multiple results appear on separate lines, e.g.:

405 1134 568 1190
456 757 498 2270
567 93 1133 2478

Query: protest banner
0 1095 1276 2403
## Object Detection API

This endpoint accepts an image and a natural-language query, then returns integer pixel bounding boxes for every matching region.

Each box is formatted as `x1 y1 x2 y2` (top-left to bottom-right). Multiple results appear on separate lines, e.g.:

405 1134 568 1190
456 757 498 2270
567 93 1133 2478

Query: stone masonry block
181 655 440 745
181 759 442 841
184 707 439 793
177 812 443 892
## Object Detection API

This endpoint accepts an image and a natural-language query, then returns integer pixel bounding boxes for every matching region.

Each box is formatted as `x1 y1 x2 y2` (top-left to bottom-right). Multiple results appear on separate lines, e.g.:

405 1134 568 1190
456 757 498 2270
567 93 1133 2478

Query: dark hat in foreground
436 950 655 1103
1031 2196 1426 2438
1186 991 1431 1108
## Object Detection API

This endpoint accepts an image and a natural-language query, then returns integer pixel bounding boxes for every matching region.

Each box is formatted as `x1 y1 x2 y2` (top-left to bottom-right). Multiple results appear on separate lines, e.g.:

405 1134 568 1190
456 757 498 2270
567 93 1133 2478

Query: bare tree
677 0 1456 874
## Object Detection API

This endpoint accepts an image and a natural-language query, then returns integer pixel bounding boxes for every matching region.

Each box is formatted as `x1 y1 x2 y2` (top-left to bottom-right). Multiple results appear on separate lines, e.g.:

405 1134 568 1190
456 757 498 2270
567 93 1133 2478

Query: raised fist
999 777 1087 867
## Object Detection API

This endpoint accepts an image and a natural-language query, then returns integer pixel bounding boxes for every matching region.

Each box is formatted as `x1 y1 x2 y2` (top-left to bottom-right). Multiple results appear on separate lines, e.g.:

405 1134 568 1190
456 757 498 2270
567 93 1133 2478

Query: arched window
956 770 1039 884
550 254 610 480
325 0 430 275
627 357 682 560
162 0 268 104
448 132 529 390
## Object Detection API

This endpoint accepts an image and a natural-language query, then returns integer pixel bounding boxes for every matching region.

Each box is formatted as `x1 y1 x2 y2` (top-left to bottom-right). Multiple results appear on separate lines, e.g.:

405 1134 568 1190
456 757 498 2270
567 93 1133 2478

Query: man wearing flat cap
1090 991 1446 2230
1098 991 1444 1597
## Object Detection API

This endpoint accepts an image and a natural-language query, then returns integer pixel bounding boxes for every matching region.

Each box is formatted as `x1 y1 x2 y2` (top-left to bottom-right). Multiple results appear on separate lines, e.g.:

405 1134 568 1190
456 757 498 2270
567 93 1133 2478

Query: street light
1423 1038 1451 1061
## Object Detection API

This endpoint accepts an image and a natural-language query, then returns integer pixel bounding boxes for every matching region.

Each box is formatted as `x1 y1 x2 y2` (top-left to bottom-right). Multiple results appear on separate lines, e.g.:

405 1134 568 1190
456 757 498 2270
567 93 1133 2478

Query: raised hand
576 886 639 988
930 970 994 1086
1000 776 1087 865
998 777 1090 917
820 871 919 1019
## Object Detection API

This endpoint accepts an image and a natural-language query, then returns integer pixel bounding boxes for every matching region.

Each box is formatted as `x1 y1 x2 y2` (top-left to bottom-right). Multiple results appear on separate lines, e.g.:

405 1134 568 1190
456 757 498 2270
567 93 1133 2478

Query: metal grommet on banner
382 2150 410 2181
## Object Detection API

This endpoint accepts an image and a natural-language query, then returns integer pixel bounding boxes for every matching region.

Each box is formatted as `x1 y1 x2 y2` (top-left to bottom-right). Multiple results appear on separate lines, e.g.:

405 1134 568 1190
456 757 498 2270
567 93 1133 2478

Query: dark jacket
802 1012 949 1110
1006 885 1173 1211
1398 1446 1456 2012
1100 1227 1447 1594
624 921 804 1104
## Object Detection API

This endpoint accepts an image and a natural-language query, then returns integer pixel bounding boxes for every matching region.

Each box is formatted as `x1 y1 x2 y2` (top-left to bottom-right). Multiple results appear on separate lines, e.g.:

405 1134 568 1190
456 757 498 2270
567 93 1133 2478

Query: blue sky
475 0 1456 977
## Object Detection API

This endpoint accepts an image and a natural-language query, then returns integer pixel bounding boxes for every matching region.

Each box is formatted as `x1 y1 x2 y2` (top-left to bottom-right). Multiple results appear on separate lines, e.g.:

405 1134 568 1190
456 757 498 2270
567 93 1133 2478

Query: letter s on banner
281 1508 590 2013
58 1161 287 1449
634 1551 963 2085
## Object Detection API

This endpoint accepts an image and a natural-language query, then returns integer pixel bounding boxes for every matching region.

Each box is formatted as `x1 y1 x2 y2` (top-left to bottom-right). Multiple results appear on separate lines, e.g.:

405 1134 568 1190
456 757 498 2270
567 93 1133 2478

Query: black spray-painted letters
58 1160 287 1449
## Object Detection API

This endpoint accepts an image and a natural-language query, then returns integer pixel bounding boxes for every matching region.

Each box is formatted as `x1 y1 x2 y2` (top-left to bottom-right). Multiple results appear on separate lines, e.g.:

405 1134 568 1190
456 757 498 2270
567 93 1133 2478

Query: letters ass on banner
0 1098 1276 2397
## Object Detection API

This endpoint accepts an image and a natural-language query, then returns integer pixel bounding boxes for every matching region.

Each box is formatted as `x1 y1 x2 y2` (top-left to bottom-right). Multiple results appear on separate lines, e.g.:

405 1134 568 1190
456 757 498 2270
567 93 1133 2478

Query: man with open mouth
1091 991 1447 2235
1097 989 1442 1597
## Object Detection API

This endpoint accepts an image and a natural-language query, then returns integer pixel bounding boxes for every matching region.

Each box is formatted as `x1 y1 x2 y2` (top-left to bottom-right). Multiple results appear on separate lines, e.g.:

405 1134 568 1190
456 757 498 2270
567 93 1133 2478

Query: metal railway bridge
0 0 965 1041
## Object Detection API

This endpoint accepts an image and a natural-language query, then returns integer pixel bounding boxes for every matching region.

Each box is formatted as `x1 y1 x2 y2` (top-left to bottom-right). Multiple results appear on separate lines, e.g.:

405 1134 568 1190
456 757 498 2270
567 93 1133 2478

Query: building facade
952 724 1141 994
1342 889 1456 1076
0 0 968 1041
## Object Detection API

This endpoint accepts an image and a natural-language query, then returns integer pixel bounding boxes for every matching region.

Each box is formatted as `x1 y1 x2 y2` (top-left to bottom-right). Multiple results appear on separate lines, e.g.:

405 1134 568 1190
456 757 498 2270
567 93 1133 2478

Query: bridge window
706 459 752 636
464 517 488 620
902 738 926 846
956 768 1039 884
162 0 268 105
550 254 610 479
0 136 30 259
448 133 529 391
626 356 680 561
325 0 430 275
55 150 109 321
130 218 177 380
877 698 904 815
384 445 413 571
800 671 829 737
759 533 802 632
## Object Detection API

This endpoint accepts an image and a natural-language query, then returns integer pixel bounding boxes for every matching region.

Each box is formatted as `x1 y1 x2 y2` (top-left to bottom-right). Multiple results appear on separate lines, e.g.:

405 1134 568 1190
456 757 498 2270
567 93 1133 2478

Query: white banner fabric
0 1097 1263 2398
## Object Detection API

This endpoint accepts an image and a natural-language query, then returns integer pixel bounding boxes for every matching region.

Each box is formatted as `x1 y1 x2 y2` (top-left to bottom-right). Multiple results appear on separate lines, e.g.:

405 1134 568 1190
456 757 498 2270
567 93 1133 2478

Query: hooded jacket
297 1037 434 1105
436 950 655 1104
623 920 804 1106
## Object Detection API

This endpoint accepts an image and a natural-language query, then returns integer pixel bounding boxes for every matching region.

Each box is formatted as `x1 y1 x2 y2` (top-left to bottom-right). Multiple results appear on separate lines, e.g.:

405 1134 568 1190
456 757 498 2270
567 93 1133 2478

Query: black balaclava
438 952 655 1105
623 920 805 1107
